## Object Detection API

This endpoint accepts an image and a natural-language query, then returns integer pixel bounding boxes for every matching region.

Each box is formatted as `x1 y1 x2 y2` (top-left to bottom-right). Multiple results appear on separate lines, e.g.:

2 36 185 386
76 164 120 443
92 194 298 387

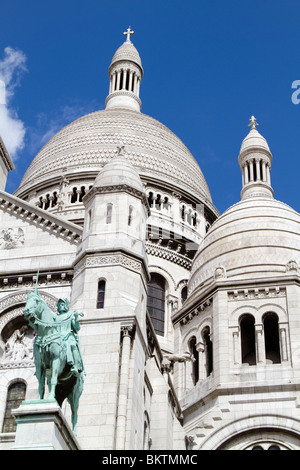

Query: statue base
12 399 81 450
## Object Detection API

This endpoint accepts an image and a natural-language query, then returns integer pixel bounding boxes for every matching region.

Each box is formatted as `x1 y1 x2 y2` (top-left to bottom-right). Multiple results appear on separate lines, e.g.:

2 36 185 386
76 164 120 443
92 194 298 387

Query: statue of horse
23 290 84 434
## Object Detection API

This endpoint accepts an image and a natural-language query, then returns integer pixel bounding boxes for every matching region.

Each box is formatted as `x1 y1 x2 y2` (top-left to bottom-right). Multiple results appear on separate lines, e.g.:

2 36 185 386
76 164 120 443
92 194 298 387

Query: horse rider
56 298 84 375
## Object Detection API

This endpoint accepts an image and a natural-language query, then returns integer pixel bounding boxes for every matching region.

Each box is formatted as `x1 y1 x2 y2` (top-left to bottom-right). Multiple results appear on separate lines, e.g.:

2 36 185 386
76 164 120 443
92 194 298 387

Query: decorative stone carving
286 259 298 273
0 228 24 249
214 266 226 280
1 325 35 365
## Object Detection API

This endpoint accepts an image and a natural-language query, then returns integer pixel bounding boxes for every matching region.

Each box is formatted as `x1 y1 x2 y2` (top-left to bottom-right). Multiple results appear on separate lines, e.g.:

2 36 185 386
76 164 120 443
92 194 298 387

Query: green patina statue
23 285 85 434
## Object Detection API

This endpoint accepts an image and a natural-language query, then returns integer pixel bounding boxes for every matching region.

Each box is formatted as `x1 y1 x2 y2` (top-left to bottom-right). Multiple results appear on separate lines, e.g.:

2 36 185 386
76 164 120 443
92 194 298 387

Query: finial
248 115 258 130
123 26 134 43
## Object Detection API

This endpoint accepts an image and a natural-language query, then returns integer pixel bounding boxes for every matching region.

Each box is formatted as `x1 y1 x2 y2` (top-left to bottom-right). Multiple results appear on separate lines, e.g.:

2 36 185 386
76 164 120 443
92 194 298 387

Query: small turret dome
94 146 145 194
109 39 143 75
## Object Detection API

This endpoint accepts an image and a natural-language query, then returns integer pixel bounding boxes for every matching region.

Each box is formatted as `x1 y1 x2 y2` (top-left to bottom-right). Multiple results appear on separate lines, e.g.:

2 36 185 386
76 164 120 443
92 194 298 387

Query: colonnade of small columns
241 157 271 186
109 68 141 96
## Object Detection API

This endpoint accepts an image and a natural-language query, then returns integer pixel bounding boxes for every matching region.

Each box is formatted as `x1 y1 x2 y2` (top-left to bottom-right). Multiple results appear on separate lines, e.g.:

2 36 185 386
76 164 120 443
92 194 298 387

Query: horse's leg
46 342 63 400
34 349 46 399
38 367 46 399
68 374 84 435
48 356 60 400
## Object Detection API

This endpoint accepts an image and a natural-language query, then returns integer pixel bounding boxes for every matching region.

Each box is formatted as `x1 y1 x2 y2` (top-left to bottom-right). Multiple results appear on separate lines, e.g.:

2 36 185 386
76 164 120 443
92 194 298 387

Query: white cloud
0 47 27 159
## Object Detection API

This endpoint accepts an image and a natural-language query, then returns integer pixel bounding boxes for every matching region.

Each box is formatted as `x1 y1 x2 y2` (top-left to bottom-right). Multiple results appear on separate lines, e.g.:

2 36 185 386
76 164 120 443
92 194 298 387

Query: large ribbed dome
189 197 300 295
15 107 213 205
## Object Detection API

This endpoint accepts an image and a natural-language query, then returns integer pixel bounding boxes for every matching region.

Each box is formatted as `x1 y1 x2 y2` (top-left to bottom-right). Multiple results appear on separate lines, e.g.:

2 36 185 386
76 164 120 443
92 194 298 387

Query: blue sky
1 0 300 215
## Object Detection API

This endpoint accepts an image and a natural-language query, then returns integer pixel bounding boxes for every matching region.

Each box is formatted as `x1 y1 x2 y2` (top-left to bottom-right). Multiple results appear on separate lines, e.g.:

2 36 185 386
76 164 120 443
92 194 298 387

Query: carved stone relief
1 325 35 367
0 228 24 249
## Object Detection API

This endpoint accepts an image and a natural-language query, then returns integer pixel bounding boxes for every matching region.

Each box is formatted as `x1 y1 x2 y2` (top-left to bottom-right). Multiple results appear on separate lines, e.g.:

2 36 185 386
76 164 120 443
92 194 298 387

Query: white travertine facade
0 30 300 451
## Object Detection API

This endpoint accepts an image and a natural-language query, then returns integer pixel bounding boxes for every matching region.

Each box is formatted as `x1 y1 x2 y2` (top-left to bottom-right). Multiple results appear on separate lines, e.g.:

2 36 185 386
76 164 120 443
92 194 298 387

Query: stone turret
238 116 273 200
105 27 144 112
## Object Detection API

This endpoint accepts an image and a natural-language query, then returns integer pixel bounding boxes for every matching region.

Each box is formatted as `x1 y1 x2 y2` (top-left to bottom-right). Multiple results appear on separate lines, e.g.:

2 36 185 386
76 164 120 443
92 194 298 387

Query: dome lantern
105 27 143 112
238 116 273 200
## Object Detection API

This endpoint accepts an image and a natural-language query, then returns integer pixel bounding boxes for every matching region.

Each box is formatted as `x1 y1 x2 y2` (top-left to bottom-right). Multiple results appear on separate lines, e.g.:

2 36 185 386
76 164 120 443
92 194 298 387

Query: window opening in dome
155 194 161 210
97 280 106 309
128 205 133 226
181 286 187 305
263 313 281 364
246 163 251 183
148 192 154 208
52 191 58 207
79 186 86 202
202 327 213 377
181 205 185 222
125 70 130 91
131 73 135 92
240 315 256 366
163 197 169 211
106 204 113 224
147 273 165 336
188 336 199 385
44 194 50 210
253 161 257 181
260 160 263 181
120 70 124 90
192 212 197 227
71 187 78 204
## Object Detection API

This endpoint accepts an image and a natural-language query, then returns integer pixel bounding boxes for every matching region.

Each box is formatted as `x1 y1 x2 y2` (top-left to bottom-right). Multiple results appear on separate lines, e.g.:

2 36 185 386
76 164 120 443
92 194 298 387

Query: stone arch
0 290 59 366
199 414 300 450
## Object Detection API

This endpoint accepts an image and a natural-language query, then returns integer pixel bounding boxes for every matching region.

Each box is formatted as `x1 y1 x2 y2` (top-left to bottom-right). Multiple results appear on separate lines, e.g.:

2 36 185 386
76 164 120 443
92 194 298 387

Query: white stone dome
239 127 271 154
15 107 214 208
94 153 144 193
189 197 300 294
109 40 143 75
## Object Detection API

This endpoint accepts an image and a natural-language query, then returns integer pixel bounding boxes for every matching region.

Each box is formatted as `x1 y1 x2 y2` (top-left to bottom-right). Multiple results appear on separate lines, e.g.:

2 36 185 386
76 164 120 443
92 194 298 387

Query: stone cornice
83 183 150 215
173 275 300 326
145 241 192 269
73 250 150 288
105 91 142 108
0 191 82 244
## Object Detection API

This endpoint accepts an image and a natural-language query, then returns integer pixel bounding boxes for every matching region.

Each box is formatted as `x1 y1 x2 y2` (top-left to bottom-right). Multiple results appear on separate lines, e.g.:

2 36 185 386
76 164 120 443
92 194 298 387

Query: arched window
106 204 112 224
188 336 199 385
181 286 187 305
71 187 78 203
240 315 256 365
2 381 26 433
181 205 185 221
147 273 165 336
79 186 86 202
147 192 154 208
97 280 106 309
263 313 281 364
128 205 133 226
202 327 213 376
155 194 161 210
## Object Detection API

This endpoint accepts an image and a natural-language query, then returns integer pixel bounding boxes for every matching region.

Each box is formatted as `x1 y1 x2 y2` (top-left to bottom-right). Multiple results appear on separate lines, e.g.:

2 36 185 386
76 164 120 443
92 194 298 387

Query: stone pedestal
12 400 81 450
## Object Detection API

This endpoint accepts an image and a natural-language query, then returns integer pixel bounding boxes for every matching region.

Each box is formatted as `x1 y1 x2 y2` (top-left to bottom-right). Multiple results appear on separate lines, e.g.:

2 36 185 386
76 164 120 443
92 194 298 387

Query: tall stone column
115 325 135 450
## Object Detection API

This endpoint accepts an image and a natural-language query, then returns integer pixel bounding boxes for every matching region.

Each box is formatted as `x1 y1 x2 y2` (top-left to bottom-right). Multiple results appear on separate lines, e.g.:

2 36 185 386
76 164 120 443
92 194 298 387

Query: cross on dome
248 115 259 129
123 26 134 43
